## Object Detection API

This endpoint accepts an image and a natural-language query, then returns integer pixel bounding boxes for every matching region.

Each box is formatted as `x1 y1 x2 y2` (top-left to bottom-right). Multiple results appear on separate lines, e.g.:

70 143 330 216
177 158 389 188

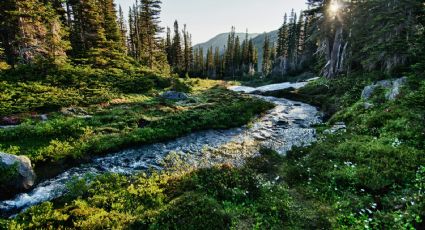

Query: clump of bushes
0 162 18 187
2 150 305 229
280 75 425 228
0 65 177 117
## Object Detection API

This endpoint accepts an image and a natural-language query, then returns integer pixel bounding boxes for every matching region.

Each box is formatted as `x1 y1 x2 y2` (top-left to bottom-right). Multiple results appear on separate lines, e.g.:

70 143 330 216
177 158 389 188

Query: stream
0 81 322 217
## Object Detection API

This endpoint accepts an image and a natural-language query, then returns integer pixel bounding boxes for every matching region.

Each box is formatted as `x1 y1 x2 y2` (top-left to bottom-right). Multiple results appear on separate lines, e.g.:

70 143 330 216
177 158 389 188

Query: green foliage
0 86 272 164
152 192 230 229
0 65 176 117
0 162 18 186
7 150 303 229
281 76 425 228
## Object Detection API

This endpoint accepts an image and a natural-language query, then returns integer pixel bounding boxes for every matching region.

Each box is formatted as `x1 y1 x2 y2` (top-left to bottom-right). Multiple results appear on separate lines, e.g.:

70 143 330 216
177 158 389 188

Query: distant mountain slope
193 30 279 71
194 32 260 52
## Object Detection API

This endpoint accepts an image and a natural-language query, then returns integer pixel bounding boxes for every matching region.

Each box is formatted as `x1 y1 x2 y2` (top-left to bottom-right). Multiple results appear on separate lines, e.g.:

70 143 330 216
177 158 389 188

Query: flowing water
0 81 322 217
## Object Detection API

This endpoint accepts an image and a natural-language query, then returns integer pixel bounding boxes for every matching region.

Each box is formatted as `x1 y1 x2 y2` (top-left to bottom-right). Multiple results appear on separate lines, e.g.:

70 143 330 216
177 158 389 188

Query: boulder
361 85 378 100
161 91 189 100
40 114 48 121
323 122 347 135
361 77 407 101
387 77 407 100
61 107 89 116
0 152 36 191
364 102 374 110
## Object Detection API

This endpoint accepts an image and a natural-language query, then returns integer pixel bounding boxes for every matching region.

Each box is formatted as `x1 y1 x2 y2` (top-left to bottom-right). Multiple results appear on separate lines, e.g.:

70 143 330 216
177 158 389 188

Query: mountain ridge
193 30 279 70
193 32 260 52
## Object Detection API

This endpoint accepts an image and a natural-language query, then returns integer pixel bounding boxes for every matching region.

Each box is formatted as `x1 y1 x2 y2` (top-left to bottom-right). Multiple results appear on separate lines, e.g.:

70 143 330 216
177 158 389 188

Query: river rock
0 152 36 192
161 91 189 100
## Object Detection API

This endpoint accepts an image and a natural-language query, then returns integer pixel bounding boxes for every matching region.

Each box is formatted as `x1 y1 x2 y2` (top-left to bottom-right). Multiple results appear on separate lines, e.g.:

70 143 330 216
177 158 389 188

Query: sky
115 0 308 45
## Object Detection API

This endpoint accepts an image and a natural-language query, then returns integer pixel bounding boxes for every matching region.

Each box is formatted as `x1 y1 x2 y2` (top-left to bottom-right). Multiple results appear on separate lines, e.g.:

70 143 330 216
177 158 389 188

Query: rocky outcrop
161 91 189 101
361 77 407 109
361 77 407 101
0 152 36 196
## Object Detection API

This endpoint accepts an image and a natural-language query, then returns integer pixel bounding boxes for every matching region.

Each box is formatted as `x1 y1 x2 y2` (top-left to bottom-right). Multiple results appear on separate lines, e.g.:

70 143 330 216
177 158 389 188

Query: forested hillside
0 0 424 229
193 32 260 55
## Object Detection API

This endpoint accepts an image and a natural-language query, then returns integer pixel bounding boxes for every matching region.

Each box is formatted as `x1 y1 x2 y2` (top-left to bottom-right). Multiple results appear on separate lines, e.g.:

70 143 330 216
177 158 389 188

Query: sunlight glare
329 1 341 14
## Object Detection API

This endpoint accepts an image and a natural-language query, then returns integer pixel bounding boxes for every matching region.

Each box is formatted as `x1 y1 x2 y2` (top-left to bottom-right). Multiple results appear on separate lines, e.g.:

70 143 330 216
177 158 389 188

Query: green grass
2 150 316 229
276 74 425 228
2 70 424 229
0 80 272 167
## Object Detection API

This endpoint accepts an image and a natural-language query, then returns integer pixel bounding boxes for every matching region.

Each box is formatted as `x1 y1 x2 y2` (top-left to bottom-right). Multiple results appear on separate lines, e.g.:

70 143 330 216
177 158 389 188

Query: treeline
171 9 316 79
164 25 259 79
0 0 167 71
266 9 315 77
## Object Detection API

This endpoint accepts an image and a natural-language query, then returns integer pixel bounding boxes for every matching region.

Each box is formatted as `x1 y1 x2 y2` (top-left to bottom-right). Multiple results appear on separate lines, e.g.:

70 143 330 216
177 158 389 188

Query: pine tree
241 31 249 67
0 0 20 67
297 11 306 56
262 34 272 76
224 26 236 76
214 47 221 78
277 13 288 57
234 36 241 74
99 0 121 46
198 47 204 76
128 6 138 59
127 0 165 68
182 24 193 74
117 5 128 52
248 39 257 74
171 20 183 71
206 46 214 77
287 10 298 60
165 27 172 65
139 0 164 68
68 0 106 60
0 0 69 67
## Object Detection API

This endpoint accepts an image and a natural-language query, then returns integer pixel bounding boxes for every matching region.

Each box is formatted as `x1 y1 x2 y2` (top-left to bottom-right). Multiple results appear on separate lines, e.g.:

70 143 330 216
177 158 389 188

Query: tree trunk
323 24 347 78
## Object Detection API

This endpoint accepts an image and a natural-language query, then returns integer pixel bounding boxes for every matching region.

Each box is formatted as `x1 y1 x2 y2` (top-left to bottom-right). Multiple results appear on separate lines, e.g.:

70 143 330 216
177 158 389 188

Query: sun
329 1 341 14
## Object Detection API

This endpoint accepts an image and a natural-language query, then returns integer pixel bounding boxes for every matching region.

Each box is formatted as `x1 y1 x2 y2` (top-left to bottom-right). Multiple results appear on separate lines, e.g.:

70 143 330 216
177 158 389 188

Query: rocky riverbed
0 81 322 217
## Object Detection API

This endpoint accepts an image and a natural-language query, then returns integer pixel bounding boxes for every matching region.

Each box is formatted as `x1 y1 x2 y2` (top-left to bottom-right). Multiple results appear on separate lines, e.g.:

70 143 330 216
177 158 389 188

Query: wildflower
392 138 402 147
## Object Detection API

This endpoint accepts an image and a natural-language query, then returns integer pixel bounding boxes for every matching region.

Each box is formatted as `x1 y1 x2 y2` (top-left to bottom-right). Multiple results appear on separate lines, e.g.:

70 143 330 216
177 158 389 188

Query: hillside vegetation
1 0 425 229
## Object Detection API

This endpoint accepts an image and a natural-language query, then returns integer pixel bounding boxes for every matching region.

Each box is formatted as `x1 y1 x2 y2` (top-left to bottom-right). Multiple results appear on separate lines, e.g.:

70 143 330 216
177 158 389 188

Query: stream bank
0 80 321 217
